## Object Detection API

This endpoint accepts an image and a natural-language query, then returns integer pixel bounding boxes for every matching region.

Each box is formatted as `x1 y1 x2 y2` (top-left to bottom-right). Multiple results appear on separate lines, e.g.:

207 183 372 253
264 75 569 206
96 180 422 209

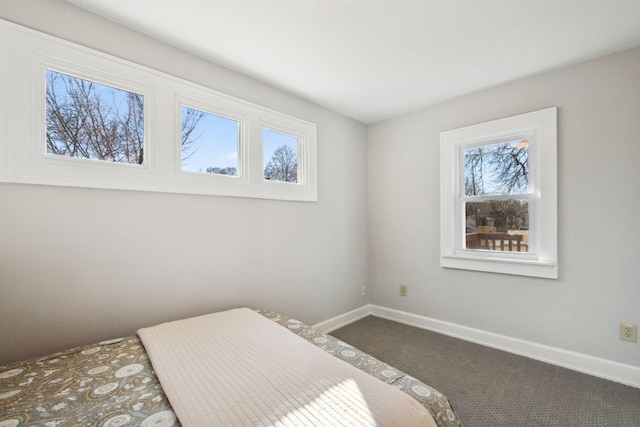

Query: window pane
465 199 529 252
464 139 529 196
263 128 299 183
45 69 145 165
181 107 239 176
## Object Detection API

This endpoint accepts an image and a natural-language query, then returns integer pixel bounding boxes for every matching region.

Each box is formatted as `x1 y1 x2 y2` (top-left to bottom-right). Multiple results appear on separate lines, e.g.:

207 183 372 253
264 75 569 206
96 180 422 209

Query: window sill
441 255 557 279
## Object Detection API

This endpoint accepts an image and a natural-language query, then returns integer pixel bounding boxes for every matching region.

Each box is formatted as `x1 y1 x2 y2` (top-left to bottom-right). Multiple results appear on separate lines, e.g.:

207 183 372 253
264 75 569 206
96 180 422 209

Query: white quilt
138 308 437 426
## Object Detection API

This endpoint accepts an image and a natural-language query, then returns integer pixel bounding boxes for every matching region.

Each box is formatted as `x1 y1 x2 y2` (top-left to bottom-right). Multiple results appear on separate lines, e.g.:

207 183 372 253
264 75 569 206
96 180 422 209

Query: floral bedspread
1 310 462 427
0 336 177 427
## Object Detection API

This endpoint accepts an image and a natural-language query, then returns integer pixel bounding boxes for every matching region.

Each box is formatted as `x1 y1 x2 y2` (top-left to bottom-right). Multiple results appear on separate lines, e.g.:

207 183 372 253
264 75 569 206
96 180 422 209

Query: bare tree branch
264 145 297 183
181 107 207 162
46 71 147 164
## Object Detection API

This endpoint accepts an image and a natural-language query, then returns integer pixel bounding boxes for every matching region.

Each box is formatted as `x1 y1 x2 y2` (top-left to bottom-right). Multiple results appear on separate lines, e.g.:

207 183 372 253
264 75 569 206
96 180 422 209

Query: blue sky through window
181 107 239 174
180 109 300 177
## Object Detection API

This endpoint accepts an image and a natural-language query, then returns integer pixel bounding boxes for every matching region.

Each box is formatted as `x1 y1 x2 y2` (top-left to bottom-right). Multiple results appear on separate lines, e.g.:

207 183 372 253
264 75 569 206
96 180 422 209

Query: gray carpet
331 316 640 427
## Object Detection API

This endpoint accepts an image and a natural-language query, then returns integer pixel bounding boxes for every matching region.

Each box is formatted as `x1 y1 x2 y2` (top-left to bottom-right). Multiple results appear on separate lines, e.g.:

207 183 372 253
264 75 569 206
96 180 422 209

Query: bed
1 308 462 427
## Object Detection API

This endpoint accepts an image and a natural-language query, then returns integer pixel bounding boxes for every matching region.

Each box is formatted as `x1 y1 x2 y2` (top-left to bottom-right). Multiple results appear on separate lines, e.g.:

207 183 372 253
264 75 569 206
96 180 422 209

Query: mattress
0 309 462 427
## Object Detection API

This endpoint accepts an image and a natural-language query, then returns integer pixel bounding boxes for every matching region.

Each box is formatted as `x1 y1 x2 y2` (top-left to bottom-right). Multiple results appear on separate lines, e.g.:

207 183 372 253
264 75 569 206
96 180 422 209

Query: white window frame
176 96 250 186
0 19 317 202
42 67 151 169
440 107 558 279
259 118 315 199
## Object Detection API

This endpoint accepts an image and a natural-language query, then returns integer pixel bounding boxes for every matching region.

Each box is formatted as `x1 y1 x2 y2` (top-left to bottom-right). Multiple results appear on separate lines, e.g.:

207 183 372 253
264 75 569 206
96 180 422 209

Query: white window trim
0 19 317 202
440 107 558 279
259 117 315 199
176 96 250 187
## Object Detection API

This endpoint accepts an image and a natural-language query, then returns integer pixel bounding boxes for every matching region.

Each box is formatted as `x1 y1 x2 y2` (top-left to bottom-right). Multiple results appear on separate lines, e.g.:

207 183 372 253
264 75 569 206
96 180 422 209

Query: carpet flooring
331 316 640 427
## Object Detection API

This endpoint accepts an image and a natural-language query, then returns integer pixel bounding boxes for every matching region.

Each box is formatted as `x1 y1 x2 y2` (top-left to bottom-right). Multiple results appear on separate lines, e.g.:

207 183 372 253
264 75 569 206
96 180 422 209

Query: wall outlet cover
620 323 638 343
400 284 408 297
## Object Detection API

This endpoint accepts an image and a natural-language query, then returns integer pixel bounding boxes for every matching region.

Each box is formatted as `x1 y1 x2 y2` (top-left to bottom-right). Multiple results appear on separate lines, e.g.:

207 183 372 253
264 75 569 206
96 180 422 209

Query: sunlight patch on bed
276 378 375 426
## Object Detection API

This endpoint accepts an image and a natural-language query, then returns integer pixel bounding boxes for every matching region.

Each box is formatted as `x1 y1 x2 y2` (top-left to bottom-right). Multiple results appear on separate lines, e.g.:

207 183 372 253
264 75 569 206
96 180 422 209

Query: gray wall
368 46 640 367
0 1 368 363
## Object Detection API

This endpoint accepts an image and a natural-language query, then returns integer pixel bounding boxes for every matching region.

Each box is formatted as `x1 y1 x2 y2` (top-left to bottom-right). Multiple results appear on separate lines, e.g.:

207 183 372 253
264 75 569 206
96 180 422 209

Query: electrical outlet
361 286 367 297
400 284 407 297
620 323 637 343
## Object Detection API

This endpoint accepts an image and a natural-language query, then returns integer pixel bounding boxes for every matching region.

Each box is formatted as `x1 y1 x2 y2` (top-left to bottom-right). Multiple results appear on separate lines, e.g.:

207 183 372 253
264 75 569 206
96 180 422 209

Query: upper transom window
45 69 146 166
0 19 317 201
263 128 301 184
180 106 240 177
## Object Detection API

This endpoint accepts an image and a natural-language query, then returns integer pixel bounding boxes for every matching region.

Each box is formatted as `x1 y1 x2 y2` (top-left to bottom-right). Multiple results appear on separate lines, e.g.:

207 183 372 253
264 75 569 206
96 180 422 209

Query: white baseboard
316 304 640 389
312 305 371 333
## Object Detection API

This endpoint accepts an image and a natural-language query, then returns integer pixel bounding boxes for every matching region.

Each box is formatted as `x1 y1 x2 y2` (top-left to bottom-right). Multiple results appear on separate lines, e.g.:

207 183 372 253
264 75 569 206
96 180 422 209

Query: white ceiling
66 0 640 124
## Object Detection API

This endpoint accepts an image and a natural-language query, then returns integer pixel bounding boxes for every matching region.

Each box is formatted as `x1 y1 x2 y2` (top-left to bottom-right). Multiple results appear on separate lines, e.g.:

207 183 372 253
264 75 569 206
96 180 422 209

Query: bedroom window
45 69 145 166
0 19 317 201
463 138 532 253
440 107 558 279
263 128 301 184
180 106 240 177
